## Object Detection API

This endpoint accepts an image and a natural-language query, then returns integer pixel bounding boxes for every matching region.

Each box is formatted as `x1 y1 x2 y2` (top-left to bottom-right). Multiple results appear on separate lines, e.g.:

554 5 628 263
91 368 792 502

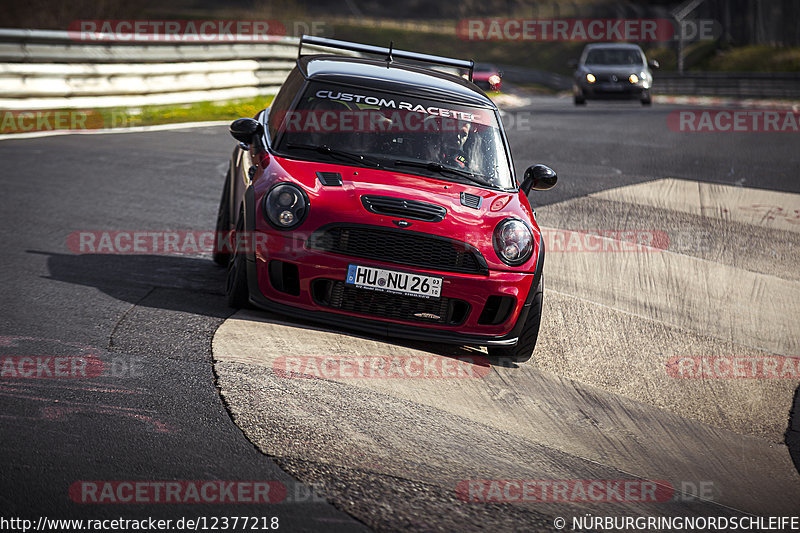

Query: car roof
297 55 496 109
582 43 644 50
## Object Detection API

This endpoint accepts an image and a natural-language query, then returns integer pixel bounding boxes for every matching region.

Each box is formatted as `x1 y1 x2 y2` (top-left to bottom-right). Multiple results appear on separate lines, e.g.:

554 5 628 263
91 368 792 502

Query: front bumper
241 189 543 346
475 79 501 92
578 82 648 99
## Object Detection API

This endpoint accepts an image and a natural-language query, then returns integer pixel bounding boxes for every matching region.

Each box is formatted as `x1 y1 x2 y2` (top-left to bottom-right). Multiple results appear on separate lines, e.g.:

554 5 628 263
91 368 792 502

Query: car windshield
584 48 644 66
271 81 514 190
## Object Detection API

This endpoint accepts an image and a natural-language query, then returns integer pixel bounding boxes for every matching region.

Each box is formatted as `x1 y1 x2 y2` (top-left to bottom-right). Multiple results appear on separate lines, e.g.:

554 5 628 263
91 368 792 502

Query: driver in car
421 116 473 170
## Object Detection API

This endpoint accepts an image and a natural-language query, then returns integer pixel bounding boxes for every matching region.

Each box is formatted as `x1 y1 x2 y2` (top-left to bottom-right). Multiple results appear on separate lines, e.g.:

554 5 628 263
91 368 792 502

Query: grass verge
1 95 275 134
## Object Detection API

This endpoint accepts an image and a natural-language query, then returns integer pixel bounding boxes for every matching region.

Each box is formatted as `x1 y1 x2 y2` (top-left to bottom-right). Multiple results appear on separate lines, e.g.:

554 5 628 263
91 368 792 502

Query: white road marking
0 120 229 141
543 232 800 356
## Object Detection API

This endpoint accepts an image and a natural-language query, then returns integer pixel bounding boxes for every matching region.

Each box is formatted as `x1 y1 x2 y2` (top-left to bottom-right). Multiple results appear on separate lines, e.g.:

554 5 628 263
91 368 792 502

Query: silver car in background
571 43 659 106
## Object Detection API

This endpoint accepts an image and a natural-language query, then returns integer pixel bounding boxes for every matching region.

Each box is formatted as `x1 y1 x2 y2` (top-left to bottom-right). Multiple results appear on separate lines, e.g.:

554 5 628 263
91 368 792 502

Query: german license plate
346 264 442 298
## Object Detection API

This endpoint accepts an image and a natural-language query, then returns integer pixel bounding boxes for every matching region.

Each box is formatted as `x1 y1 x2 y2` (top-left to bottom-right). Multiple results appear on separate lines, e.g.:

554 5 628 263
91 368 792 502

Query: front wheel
487 276 544 364
573 85 586 105
640 90 652 106
212 164 232 266
226 214 250 308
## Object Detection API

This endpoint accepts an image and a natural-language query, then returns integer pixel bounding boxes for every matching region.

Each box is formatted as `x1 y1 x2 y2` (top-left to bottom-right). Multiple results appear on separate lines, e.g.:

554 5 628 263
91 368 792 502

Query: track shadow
33 251 230 318
33 250 507 368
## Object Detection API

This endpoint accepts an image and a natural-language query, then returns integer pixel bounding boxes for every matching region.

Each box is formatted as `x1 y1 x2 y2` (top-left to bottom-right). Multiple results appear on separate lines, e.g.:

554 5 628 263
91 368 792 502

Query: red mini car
472 64 503 92
214 36 557 362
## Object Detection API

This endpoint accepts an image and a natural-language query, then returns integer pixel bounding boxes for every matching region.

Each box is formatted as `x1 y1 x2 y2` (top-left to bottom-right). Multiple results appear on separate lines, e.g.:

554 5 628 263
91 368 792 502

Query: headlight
493 218 534 266
586 73 596 83
629 74 639 84
488 75 501 86
263 182 308 230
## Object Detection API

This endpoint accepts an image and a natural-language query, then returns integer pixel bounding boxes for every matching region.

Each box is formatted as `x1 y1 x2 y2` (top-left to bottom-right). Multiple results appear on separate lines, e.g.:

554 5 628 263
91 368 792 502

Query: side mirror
648 59 660 70
567 59 578 69
230 118 264 145
520 164 558 195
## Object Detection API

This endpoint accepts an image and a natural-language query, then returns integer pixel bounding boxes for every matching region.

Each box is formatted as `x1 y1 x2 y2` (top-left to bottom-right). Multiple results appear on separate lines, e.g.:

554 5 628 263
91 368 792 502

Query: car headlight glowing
629 74 639 84
586 73 596 83
488 75 501 86
263 182 308 230
493 218 534 266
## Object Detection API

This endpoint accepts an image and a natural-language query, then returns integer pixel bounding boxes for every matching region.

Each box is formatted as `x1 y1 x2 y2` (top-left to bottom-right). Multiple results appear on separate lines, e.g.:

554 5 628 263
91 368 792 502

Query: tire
226 213 250 309
640 91 652 106
573 85 586 106
487 276 544 364
212 164 232 266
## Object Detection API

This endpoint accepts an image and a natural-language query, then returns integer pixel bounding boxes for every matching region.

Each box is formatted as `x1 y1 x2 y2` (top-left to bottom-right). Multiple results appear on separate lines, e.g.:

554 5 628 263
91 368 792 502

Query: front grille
595 74 626 83
311 279 470 325
308 225 488 276
361 195 446 222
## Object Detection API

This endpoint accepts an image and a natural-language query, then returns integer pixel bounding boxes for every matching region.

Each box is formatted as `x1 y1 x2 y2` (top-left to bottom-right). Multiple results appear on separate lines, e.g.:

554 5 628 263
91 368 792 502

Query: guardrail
497 63 800 100
2 28 797 110
0 29 316 109
652 72 800 99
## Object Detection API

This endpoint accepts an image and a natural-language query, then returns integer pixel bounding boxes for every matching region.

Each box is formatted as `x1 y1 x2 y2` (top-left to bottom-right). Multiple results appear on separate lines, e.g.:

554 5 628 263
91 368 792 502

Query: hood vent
361 195 446 223
316 171 343 186
460 192 483 209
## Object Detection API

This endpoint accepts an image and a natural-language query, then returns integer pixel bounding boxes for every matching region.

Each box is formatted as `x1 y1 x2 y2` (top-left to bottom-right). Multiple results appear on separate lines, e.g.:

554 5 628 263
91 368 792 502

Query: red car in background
472 64 503 92
214 36 556 362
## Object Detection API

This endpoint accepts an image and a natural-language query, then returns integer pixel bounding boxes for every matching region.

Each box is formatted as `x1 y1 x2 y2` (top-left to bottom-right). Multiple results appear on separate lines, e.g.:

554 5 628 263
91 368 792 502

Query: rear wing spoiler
298 35 474 82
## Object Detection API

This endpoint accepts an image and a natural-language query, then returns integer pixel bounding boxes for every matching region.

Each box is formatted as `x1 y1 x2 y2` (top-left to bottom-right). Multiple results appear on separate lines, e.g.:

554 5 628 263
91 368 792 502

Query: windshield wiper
393 159 491 187
286 143 380 167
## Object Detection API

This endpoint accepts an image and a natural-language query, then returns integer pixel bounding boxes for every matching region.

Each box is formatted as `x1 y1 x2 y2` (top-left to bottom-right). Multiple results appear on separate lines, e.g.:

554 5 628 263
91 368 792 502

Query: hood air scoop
460 192 483 209
316 171 343 186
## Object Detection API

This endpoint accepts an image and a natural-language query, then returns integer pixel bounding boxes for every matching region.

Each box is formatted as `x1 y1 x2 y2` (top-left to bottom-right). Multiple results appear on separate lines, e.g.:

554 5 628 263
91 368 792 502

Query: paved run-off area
213 178 800 530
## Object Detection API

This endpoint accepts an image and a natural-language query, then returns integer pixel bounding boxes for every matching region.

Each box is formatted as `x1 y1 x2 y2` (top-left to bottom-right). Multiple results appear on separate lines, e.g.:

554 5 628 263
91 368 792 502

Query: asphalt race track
1 95 799 531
